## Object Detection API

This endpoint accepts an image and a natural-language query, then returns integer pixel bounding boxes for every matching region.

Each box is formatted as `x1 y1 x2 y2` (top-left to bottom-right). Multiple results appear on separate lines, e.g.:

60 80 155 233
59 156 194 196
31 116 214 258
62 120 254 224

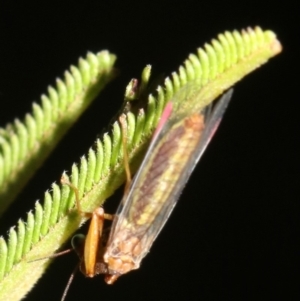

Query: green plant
0 27 281 301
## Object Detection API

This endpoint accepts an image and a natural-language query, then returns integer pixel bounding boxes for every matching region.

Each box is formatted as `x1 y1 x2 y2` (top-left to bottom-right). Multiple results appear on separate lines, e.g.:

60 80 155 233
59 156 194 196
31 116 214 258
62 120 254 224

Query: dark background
0 1 298 301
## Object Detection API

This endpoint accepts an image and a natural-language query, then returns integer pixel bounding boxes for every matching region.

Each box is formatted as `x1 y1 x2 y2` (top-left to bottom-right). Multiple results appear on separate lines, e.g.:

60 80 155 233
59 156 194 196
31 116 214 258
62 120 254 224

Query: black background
0 1 298 301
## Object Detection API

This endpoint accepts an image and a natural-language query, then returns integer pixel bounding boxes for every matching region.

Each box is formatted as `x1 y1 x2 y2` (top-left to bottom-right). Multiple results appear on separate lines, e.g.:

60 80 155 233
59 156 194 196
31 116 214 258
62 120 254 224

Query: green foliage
0 51 116 215
0 27 281 301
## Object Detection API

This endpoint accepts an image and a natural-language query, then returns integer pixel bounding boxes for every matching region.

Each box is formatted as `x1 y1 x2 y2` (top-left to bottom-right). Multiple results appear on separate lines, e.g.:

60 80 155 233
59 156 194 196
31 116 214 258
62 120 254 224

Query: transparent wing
105 89 233 267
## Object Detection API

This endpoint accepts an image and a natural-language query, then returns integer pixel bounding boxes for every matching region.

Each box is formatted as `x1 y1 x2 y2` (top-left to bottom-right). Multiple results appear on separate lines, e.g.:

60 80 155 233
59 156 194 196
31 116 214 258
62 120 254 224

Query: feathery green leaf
0 51 116 215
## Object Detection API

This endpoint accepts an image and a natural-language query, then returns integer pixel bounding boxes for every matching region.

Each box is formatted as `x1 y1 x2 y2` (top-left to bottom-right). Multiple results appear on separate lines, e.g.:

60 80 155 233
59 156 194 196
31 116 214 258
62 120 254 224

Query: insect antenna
27 248 74 263
61 262 80 301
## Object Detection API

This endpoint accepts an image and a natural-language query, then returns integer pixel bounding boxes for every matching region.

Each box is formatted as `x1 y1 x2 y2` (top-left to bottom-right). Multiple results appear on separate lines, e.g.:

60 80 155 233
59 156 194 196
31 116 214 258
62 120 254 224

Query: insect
102 87 233 283
60 86 233 299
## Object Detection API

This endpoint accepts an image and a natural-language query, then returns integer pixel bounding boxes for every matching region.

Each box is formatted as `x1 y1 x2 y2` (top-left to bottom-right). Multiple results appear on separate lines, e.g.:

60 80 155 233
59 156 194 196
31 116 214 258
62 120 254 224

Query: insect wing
194 88 233 163
137 88 234 243
105 89 233 271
